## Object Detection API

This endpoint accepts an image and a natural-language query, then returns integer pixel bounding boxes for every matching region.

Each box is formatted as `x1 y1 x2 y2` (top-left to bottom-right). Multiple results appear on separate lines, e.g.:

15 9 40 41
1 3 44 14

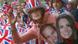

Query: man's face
31 10 42 20
42 26 58 44
17 6 21 13
58 18 72 39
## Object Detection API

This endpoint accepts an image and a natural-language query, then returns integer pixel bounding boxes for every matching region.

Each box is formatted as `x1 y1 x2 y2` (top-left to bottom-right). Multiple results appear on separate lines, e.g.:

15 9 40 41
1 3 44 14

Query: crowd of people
0 0 78 44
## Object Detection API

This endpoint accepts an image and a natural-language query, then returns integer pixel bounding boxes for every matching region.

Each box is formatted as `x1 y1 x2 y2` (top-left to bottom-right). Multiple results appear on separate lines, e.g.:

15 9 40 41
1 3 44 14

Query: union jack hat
25 0 45 14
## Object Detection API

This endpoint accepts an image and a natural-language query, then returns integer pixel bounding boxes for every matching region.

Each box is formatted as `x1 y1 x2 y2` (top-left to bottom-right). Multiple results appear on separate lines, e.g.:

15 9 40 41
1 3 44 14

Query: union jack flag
0 21 14 44
26 0 41 10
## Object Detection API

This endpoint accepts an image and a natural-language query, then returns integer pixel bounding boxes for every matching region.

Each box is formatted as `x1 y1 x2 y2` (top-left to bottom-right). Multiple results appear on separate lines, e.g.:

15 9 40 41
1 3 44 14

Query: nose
64 26 69 32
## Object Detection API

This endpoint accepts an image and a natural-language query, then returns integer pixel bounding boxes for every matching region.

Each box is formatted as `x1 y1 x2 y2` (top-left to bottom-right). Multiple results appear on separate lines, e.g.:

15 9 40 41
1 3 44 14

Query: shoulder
44 12 56 24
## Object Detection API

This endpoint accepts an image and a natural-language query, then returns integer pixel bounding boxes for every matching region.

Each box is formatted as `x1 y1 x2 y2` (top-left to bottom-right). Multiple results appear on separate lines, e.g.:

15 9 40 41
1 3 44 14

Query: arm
7 14 37 44
11 25 37 43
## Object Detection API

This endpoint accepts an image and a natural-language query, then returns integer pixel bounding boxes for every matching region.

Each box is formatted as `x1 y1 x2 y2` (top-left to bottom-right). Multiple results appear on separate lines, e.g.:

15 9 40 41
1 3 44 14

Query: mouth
64 31 72 35
32 16 41 20
62 32 72 38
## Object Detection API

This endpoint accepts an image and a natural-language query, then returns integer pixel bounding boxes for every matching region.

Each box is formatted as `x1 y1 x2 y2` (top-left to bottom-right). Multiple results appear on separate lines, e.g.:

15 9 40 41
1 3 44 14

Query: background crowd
0 0 78 44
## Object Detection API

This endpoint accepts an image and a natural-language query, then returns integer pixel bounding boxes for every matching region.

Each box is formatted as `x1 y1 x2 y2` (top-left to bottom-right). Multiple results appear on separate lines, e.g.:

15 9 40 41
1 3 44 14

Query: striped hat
25 0 45 13
26 0 41 9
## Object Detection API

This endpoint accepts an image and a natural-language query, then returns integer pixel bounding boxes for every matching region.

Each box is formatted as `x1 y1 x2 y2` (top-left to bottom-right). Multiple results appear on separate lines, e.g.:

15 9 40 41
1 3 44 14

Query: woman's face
66 3 72 9
42 26 58 44
31 10 42 20
58 18 72 39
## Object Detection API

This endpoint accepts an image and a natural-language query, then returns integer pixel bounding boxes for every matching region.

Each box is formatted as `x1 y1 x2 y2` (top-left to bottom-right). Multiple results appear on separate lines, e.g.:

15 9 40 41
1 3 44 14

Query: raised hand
7 9 17 25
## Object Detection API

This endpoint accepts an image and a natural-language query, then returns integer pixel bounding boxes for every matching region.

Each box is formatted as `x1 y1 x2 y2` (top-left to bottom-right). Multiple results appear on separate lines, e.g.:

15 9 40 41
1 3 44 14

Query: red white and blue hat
26 0 41 9
25 0 45 14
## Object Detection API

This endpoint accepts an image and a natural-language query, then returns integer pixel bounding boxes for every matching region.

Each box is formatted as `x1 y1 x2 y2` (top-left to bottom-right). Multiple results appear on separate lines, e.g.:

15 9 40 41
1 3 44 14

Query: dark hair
28 7 45 18
56 15 75 30
56 15 77 40
40 24 57 39
28 7 45 23
5 1 8 4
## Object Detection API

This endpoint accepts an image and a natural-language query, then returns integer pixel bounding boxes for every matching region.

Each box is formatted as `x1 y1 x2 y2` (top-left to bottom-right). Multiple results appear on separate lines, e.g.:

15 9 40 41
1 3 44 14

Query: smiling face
66 3 72 9
42 26 58 44
58 18 72 39
31 10 42 20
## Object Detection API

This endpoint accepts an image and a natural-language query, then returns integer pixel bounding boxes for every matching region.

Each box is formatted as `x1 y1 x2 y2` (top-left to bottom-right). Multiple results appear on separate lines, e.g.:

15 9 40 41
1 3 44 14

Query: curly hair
28 7 45 19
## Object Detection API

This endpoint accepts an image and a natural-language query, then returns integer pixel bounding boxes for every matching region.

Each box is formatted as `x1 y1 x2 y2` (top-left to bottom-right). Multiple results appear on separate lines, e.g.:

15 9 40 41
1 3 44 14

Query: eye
59 26 63 29
66 24 71 27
